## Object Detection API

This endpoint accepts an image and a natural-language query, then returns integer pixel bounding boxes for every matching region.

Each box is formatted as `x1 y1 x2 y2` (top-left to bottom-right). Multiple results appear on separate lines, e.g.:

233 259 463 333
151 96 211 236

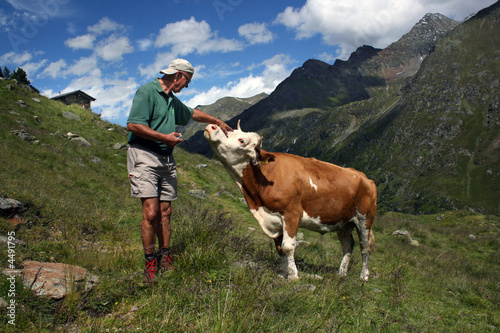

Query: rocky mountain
185 2 499 215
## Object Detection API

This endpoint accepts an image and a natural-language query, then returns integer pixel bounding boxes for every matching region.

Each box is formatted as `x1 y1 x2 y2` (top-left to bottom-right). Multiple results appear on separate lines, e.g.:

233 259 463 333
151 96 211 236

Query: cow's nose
209 124 218 131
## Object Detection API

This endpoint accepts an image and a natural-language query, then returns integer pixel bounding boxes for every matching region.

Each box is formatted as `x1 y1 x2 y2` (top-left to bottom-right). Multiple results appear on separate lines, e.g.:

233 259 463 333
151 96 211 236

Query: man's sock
159 247 170 254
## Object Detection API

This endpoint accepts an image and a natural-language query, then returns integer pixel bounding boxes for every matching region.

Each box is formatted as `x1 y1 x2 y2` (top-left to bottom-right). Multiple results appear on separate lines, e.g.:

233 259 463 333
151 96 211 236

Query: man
126 58 232 284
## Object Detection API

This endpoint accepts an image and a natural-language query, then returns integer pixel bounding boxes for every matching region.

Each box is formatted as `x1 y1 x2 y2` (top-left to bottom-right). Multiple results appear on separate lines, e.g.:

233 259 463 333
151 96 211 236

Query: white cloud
95 35 134 61
65 34 96 50
0 9 15 31
41 59 67 78
6 0 69 16
137 38 153 51
0 51 48 78
87 17 125 35
155 17 243 55
66 22 77 35
20 59 47 76
94 77 139 120
64 18 133 61
417 0 497 20
65 56 98 76
61 73 139 121
185 54 294 108
0 51 32 65
138 50 176 77
274 0 496 59
5 0 33 12
317 51 340 64
275 0 421 58
238 23 275 44
139 17 244 77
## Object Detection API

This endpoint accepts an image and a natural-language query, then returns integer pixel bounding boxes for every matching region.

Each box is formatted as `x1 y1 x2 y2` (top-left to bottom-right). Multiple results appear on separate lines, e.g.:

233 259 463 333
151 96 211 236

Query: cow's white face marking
309 178 318 191
204 124 262 178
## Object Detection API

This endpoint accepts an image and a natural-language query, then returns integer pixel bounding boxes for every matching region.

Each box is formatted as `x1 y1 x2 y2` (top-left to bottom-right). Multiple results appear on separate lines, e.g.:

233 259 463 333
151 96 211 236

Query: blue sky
0 0 496 126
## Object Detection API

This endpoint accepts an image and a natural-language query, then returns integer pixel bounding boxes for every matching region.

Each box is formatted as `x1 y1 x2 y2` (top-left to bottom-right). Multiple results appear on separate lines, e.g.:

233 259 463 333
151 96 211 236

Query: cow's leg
276 213 299 280
353 213 371 282
273 234 287 276
274 234 284 255
281 229 298 279
274 233 298 279
337 224 355 277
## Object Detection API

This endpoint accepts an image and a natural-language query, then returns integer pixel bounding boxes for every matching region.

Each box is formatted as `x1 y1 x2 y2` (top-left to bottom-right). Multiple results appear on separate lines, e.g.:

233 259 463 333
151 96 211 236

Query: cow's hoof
337 271 348 278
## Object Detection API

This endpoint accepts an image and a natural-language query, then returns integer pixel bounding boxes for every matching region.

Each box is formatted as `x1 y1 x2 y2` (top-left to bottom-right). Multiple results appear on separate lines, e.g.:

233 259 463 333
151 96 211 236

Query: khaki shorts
127 145 177 201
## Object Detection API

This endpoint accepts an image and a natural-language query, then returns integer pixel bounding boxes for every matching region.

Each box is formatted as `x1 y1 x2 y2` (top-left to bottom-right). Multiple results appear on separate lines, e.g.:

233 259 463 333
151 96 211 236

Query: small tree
3 66 11 79
11 67 30 85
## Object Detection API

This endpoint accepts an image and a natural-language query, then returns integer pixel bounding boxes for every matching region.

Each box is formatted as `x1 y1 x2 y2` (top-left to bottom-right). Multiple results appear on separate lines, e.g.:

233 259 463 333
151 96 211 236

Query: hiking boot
143 258 158 284
158 250 174 272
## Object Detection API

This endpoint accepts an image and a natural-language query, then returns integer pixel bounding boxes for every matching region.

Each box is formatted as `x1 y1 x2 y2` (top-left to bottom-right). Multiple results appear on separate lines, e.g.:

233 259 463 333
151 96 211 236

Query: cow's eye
238 139 245 145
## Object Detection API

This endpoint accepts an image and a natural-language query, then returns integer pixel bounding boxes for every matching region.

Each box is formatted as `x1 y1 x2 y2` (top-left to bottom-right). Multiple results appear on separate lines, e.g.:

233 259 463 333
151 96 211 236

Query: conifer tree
3 66 10 79
11 67 30 85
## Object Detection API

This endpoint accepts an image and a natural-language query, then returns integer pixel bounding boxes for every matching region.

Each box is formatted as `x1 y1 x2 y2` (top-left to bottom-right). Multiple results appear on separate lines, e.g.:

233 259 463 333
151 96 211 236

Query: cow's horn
256 136 263 150
237 119 242 131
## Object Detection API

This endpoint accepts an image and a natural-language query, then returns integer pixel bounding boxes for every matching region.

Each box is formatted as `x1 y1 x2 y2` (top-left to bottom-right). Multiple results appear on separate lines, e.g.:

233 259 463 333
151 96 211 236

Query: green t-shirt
127 78 194 155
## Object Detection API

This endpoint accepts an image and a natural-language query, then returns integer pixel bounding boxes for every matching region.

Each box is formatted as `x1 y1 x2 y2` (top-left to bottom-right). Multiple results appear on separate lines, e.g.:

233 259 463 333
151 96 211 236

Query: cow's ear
253 136 275 166
258 150 276 165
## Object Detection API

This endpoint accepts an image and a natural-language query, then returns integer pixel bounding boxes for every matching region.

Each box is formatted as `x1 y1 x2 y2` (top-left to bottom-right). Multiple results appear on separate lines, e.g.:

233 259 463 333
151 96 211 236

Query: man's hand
127 123 184 147
164 132 183 147
191 109 233 136
215 119 233 137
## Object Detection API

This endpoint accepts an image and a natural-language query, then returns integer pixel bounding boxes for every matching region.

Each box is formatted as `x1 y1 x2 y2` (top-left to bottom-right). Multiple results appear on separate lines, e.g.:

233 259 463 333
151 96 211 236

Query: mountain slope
185 11 460 156
236 11 459 130
334 2 500 214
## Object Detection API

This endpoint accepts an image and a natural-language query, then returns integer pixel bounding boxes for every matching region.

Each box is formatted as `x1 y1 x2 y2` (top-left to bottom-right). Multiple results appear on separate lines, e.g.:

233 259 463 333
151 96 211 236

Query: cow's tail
368 229 375 253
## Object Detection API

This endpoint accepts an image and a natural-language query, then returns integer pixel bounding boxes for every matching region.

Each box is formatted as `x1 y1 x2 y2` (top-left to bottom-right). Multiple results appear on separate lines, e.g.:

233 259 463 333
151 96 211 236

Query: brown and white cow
204 121 377 281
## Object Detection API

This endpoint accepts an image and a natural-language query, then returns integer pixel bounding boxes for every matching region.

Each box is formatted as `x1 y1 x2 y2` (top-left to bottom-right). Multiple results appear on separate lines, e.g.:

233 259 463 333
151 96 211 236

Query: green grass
0 79 499 332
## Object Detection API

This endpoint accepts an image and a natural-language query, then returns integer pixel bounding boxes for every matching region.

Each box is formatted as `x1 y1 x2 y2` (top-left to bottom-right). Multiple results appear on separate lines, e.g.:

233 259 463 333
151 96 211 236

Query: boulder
11 130 38 144
62 111 81 121
188 189 207 199
7 261 99 299
0 198 26 218
393 229 419 246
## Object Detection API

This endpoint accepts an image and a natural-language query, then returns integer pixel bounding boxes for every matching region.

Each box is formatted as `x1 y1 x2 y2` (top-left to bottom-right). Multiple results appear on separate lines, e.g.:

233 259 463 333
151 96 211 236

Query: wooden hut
51 90 96 110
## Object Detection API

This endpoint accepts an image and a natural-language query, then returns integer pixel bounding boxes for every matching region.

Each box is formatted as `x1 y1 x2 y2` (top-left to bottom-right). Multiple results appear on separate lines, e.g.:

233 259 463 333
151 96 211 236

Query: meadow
0 80 498 332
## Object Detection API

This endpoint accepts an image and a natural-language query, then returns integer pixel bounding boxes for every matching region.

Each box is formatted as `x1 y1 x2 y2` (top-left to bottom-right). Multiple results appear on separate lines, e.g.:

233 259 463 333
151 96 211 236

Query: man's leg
141 197 160 283
157 201 174 271
156 201 172 249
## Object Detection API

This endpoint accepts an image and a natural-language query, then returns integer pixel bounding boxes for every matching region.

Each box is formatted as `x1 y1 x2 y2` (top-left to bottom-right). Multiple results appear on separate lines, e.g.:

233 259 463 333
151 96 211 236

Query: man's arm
127 123 182 147
191 109 233 135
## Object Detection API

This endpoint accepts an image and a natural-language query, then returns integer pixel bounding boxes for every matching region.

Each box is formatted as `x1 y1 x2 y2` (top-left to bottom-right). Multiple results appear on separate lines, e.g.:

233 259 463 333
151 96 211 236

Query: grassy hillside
0 79 499 332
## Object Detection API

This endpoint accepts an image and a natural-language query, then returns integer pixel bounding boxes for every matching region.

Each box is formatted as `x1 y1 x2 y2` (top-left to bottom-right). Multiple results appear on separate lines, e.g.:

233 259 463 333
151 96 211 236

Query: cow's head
204 121 274 177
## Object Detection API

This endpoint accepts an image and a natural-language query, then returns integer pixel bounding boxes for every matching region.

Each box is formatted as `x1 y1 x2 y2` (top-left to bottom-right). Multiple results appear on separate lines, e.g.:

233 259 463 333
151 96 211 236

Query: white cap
160 58 194 75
